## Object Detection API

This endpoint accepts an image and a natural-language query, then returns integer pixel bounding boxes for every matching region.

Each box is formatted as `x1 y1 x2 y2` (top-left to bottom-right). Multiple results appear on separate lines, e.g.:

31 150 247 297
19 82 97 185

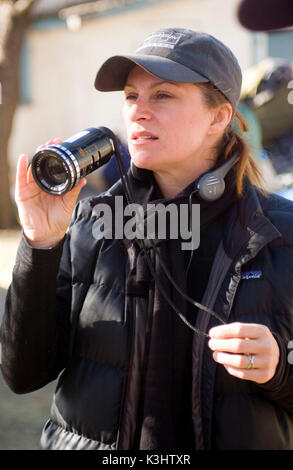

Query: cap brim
238 0 293 31
95 54 209 91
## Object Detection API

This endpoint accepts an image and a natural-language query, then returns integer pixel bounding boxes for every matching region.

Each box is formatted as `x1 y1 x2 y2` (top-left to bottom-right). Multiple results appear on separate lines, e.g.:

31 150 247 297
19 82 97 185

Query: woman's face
123 66 216 176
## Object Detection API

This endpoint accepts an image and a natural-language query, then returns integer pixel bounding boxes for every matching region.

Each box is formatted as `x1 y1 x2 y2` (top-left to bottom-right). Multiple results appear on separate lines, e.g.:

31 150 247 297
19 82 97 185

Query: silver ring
247 354 255 369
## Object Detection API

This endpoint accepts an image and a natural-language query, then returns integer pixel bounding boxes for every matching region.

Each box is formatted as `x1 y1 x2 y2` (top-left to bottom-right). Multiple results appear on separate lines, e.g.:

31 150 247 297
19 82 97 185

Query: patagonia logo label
137 32 183 52
241 270 262 280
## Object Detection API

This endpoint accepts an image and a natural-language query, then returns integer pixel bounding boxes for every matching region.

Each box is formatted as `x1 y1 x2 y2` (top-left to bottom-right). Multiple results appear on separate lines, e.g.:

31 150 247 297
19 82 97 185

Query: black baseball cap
238 0 293 31
94 27 242 109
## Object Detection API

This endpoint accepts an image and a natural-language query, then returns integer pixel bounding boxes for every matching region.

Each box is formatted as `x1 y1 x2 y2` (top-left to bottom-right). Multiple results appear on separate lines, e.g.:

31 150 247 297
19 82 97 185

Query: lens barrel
31 127 115 195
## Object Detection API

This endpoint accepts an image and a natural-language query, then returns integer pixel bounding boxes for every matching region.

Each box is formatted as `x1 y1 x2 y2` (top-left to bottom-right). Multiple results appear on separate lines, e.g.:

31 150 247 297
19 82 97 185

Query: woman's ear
208 103 233 136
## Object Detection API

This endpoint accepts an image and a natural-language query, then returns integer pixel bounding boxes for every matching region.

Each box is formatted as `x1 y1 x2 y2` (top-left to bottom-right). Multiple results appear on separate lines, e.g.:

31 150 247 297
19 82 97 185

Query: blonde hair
197 82 264 197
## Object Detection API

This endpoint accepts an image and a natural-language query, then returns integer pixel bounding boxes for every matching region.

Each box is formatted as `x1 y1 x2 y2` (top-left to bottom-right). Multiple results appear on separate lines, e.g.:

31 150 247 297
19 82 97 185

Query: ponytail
197 83 265 197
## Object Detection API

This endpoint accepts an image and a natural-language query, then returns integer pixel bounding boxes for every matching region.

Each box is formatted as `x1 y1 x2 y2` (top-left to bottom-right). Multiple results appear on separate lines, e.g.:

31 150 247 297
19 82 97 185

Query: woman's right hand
15 139 87 249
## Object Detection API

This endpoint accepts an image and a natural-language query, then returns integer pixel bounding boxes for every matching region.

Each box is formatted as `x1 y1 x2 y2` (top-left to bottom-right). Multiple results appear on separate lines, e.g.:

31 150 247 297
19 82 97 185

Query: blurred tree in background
0 0 38 228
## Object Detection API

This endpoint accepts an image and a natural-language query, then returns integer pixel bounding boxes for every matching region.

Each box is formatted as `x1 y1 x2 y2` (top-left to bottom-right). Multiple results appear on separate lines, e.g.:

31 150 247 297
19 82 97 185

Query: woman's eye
124 91 172 101
155 92 172 99
125 93 137 101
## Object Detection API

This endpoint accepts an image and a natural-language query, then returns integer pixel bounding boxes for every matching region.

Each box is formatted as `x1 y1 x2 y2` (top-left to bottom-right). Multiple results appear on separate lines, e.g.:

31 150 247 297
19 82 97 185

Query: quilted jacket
2 173 293 450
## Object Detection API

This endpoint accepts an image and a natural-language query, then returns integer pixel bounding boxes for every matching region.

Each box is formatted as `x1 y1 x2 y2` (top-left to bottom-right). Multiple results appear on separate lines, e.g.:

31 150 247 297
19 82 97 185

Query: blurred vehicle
240 58 293 200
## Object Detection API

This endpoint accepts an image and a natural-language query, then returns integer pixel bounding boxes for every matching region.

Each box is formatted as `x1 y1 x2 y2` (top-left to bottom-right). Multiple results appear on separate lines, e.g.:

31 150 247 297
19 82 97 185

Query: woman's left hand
208 322 280 384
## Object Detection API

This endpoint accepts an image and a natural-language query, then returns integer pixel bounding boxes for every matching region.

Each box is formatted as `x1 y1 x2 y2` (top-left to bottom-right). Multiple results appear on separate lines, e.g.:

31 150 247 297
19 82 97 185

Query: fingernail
209 327 215 337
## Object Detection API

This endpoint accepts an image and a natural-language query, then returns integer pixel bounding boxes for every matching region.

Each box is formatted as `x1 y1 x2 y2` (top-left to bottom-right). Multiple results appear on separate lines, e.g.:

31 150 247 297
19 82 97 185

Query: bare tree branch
0 3 13 62
13 0 39 15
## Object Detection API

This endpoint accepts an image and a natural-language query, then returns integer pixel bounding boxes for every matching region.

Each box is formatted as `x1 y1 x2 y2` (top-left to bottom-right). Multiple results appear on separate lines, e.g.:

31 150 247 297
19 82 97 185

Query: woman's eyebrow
124 80 180 90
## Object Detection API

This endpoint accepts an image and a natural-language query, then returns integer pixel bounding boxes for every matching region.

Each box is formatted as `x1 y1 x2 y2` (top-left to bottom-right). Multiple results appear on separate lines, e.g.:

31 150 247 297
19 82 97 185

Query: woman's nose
128 97 152 122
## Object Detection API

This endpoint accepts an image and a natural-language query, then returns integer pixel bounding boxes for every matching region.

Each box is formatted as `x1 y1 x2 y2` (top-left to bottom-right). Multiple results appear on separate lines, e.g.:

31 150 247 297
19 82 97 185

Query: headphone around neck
196 153 239 201
131 153 239 202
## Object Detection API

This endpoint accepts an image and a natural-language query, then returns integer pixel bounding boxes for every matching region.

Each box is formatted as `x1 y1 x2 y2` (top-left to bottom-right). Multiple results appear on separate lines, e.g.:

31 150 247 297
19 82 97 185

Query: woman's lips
130 131 158 144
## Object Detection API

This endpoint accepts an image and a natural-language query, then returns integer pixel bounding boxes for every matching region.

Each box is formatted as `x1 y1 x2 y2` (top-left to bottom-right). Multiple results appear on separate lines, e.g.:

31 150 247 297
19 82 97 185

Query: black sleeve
0 232 73 394
258 333 293 413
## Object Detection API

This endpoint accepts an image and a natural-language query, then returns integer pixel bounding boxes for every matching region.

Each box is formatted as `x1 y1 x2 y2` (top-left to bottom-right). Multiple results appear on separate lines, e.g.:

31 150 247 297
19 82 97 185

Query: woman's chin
131 156 156 171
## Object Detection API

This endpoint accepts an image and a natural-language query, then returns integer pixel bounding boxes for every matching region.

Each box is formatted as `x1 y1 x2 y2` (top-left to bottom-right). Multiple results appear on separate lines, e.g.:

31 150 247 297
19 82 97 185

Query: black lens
40 155 67 186
31 127 115 195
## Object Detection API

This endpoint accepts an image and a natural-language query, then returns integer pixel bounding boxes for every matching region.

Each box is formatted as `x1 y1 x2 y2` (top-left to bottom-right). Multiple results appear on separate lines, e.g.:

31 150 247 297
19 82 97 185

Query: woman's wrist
24 233 65 250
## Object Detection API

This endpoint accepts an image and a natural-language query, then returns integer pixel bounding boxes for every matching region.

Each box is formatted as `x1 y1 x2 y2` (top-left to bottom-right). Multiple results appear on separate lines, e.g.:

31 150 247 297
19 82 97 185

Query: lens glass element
40 155 67 186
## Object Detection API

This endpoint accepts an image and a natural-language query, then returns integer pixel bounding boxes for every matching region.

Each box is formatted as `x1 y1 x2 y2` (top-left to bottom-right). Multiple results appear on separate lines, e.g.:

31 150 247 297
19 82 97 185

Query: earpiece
197 153 239 201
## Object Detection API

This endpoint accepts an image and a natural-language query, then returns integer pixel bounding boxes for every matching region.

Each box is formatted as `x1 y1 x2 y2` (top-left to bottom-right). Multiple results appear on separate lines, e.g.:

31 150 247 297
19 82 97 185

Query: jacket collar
224 177 282 261
90 163 281 260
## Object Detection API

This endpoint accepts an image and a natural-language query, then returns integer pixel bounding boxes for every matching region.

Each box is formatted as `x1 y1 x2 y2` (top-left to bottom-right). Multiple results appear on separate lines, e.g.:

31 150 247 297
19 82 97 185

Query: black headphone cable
113 141 226 337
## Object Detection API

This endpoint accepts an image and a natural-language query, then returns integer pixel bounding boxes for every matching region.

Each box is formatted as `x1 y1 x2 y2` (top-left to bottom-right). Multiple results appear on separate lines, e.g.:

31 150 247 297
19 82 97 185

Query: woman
2 27 293 450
